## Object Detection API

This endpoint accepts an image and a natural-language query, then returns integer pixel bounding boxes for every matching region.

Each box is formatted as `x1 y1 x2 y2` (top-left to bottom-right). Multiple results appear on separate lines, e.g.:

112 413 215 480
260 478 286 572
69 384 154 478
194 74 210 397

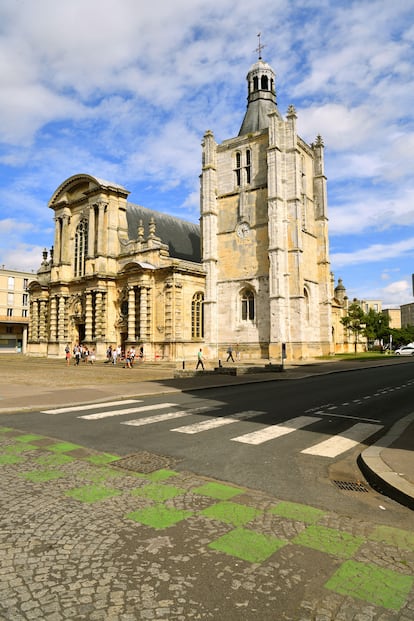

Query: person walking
226 345 235 362
65 344 71 366
196 348 205 370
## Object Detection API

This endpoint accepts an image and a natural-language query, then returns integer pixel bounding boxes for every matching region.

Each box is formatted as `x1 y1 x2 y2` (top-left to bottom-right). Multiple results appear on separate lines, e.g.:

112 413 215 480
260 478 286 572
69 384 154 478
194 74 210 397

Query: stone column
96 202 106 256
139 287 148 342
30 300 39 341
39 300 47 341
58 296 66 342
127 287 136 341
95 291 103 340
53 217 62 265
85 291 93 342
61 214 70 264
50 296 57 341
88 205 95 258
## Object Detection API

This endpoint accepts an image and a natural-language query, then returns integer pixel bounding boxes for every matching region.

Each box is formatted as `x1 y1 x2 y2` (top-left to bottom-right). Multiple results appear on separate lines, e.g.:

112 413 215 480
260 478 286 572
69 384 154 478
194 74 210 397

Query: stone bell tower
200 46 332 361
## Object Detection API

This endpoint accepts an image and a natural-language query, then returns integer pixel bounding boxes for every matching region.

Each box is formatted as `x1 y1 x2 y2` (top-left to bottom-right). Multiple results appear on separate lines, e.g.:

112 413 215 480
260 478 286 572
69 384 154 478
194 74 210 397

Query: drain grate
332 480 369 493
112 451 180 474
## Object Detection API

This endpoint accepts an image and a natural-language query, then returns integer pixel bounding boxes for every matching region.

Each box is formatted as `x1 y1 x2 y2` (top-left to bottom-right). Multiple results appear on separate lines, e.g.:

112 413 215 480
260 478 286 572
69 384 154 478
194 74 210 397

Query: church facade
28 54 346 362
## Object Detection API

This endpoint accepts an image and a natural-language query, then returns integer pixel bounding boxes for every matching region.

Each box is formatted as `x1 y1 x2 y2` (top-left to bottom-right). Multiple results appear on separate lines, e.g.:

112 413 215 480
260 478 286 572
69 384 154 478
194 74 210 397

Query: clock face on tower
236 222 250 238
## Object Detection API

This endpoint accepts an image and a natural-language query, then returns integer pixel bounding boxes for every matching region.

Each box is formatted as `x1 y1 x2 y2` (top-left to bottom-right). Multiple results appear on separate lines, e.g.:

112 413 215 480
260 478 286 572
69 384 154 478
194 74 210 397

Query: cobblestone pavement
1 427 413 621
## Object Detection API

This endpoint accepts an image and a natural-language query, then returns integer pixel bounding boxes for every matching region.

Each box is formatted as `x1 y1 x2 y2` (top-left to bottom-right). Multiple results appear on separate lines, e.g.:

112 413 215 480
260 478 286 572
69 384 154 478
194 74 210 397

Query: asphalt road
3 362 413 528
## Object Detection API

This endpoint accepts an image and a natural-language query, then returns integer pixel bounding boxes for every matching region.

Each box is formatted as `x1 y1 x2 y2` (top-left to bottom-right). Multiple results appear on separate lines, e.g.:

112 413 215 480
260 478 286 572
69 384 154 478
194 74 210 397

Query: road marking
316 412 380 423
42 400 141 414
172 411 265 434
230 416 321 445
301 422 383 457
79 403 176 420
122 410 193 427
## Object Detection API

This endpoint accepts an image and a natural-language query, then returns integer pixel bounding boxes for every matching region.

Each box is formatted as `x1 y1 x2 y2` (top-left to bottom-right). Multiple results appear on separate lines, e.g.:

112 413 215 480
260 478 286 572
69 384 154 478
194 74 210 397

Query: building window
191 292 204 338
23 278 29 290
8 276 14 290
22 293 28 306
22 309 28 317
245 149 251 184
235 152 242 186
74 219 88 277
241 288 255 321
304 287 310 322
7 308 13 317
7 293 14 306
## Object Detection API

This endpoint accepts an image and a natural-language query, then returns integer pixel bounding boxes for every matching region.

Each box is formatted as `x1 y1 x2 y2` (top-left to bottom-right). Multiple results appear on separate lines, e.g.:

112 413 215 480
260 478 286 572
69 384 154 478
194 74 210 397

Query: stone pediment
48 174 129 208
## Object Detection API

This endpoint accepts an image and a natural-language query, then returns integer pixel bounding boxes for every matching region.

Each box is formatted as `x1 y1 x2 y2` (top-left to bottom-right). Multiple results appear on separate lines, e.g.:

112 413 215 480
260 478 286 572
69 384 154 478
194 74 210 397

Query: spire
238 37 279 136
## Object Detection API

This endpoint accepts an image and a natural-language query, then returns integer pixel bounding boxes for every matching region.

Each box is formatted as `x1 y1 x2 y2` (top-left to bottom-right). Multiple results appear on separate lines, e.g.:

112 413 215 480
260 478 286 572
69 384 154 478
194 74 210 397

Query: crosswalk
41 399 383 458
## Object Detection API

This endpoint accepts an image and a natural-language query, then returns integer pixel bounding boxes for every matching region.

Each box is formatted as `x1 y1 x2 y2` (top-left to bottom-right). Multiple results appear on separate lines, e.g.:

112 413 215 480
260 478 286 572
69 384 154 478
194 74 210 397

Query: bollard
182 360 185 370
218 359 222 367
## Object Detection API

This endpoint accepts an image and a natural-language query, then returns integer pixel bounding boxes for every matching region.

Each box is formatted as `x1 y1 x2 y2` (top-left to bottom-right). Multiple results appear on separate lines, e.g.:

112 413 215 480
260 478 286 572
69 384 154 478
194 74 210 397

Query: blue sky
0 0 413 308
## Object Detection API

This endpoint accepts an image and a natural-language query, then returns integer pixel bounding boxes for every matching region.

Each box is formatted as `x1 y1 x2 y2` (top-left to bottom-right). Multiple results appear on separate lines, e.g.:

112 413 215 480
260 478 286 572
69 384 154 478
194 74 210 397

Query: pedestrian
129 346 136 366
105 345 112 363
226 345 235 362
124 350 132 368
112 346 118 365
139 345 144 361
65 344 71 366
73 344 81 366
89 348 96 364
196 348 205 370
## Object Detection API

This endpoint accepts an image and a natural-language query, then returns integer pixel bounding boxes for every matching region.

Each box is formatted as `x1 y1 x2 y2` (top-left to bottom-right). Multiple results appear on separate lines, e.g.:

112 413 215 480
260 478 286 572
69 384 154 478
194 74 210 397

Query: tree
340 302 366 353
363 308 390 349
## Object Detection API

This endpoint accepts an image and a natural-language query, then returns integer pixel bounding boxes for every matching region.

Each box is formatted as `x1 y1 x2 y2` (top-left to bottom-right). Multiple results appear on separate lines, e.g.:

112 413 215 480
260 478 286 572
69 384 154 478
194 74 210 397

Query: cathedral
28 52 346 362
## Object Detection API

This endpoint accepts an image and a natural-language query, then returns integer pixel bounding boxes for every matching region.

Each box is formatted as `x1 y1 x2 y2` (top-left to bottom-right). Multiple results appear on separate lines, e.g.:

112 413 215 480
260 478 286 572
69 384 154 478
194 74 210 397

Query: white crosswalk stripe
171 410 265 434
121 410 193 427
42 400 141 415
300 422 383 457
40 399 384 457
231 416 322 445
79 403 177 420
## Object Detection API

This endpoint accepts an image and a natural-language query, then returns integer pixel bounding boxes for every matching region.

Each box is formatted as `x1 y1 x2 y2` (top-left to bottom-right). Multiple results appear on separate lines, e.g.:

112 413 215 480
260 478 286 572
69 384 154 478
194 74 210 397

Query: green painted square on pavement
20 470 66 483
369 525 414 551
36 454 74 466
6 443 38 454
147 469 178 482
325 559 414 610
192 482 245 500
48 442 83 453
126 505 193 529
15 434 45 443
65 484 121 503
85 453 120 465
201 501 262 527
0 427 13 434
293 524 364 558
209 527 286 563
131 482 185 502
0 454 24 465
269 501 326 524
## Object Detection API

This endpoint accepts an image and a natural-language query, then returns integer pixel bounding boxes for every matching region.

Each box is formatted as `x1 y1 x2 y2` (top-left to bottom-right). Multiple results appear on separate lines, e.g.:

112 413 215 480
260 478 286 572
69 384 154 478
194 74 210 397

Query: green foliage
340 303 391 348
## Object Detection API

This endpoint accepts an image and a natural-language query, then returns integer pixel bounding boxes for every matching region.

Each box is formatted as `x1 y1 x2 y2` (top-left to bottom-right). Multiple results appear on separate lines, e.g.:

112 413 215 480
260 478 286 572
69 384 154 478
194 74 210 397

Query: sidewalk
0 355 413 510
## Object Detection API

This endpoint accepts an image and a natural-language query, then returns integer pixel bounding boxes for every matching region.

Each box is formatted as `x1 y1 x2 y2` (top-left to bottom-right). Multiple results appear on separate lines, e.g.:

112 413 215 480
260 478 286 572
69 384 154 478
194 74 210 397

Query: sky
0 0 413 309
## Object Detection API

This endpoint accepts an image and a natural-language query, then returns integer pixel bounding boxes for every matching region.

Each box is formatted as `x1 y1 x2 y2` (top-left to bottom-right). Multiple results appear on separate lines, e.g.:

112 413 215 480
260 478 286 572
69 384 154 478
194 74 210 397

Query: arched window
253 76 259 91
241 288 255 321
245 149 251 184
304 287 310 322
261 75 269 90
192 292 204 338
235 151 242 186
74 219 88 277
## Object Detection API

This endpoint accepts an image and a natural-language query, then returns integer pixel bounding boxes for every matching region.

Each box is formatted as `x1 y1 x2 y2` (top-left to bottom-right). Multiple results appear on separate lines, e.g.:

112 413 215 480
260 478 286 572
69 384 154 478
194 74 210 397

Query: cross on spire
256 32 266 59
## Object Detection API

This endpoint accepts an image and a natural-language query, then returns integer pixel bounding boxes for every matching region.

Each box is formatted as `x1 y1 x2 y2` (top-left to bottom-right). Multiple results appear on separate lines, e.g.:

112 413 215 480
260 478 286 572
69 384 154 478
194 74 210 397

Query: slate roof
126 203 201 263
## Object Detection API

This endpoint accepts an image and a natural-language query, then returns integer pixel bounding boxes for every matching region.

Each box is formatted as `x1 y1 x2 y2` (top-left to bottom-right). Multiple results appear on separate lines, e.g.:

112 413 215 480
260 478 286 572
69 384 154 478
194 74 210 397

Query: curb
358 412 414 511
